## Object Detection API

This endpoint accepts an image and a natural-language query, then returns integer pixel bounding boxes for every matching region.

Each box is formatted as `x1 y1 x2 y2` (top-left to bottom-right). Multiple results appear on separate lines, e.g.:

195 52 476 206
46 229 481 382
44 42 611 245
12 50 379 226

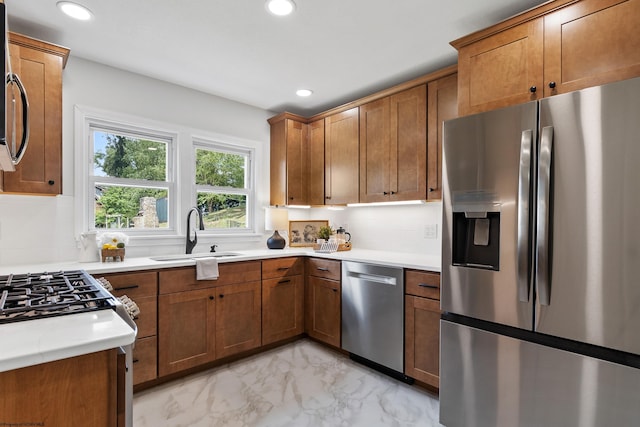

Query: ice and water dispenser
452 208 500 271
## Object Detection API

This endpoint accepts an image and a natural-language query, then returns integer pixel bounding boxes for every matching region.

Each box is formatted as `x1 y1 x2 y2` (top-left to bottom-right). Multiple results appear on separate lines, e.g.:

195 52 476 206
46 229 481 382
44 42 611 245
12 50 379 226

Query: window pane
195 148 246 188
197 192 247 229
93 130 167 180
95 185 169 229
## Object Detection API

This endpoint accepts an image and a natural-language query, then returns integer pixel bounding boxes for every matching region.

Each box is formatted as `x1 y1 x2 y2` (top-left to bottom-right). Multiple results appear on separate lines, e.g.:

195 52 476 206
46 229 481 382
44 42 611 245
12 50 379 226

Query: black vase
267 230 286 249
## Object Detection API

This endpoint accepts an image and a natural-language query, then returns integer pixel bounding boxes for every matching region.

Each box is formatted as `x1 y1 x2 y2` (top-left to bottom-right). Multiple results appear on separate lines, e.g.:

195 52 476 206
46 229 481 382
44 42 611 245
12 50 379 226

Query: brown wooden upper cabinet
1 33 69 195
454 0 640 116
324 108 359 205
360 85 427 203
268 64 457 205
427 74 458 200
268 114 308 206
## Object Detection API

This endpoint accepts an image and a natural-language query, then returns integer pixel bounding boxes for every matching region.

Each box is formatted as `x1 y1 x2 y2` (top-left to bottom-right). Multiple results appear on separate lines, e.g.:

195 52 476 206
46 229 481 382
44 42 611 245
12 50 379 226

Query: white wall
0 57 273 266
287 202 442 256
0 56 443 267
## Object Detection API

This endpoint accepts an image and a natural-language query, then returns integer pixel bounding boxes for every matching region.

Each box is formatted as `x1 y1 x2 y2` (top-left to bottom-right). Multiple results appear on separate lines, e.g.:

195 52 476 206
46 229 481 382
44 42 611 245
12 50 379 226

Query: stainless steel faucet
186 207 204 254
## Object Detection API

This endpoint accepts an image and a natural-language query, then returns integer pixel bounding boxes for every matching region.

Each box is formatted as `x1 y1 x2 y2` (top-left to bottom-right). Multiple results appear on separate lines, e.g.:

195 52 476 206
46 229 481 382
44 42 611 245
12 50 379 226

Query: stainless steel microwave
0 1 29 172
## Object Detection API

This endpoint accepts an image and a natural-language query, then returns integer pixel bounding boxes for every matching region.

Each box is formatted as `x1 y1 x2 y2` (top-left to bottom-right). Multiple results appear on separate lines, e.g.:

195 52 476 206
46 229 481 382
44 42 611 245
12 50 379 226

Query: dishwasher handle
347 271 397 285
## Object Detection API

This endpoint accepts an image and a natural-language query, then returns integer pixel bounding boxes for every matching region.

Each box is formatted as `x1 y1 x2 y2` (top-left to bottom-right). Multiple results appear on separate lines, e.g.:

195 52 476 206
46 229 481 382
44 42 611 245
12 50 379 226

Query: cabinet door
269 118 308 205
262 275 304 345
390 84 427 201
308 119 325 205
325 108 359 205
285 119 308 205
158 288 216 376
543 0 640 97
270 118 287 206
3 35 67 194
359 97 390 203
215 281 262 359
132 336 157 385
427 74 457 200
457 19 543 116
306 276 341 347
405 295 440 388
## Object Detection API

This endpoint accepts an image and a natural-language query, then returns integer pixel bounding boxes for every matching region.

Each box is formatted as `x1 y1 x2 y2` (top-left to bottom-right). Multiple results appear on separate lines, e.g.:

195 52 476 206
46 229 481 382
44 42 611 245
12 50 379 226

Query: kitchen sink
150 252 242 262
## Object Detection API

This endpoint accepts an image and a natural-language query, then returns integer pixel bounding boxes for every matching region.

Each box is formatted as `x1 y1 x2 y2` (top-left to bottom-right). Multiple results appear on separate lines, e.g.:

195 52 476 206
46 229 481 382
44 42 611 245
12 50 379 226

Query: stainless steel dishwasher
341 261 407 379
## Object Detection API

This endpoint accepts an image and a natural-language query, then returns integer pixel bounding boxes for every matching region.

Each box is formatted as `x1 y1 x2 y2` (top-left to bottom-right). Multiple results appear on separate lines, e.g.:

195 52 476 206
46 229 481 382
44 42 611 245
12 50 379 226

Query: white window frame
192 137 256 235
75 105 178 237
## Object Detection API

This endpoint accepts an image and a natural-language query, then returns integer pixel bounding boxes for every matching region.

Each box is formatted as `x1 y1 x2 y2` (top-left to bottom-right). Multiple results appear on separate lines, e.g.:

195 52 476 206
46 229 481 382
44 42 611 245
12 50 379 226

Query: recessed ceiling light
266 0 296 16
57 1 93 21
296 89 313 97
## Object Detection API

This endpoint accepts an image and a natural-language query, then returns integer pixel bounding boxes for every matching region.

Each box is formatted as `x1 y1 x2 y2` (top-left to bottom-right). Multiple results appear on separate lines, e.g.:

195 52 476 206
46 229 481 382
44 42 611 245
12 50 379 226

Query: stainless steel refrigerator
440 77 640 427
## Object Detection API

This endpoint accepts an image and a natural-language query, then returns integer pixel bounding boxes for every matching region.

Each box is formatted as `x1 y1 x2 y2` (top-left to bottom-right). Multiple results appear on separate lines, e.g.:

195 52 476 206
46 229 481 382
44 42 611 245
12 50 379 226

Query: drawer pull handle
115 284 140 291
317 267 329 271
332 288 338 292
133 358 140 364
277 267 289 271
418 283 438 289
278 279 291 284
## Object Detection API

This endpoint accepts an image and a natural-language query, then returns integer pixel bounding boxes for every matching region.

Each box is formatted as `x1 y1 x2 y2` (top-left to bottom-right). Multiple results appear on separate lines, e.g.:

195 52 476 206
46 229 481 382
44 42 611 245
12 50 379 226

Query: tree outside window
194 144 252 231
92 130 171 230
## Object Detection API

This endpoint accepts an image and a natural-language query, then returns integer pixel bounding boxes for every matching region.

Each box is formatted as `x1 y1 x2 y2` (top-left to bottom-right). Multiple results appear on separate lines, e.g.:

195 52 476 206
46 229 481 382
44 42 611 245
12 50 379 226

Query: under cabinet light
347 200 427 207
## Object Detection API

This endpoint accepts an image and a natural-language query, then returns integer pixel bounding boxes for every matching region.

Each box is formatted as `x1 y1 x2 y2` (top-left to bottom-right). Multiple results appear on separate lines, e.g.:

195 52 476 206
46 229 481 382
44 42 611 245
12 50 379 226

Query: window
89 124 175 232
194 140 254 232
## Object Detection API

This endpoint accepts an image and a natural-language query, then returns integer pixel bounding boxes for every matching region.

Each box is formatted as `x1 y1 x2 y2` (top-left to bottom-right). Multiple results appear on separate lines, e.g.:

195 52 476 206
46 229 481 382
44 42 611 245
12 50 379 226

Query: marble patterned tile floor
133 339 443 426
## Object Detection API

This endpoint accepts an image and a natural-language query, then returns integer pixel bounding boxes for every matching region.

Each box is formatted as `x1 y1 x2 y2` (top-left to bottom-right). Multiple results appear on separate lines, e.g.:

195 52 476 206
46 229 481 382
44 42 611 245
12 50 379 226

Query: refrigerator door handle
536 126 554 306
517 130 533 302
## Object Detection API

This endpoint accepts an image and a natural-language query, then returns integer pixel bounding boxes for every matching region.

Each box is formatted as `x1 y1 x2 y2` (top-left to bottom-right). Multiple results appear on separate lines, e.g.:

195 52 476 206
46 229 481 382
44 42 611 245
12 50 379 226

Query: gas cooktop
0 270 116 324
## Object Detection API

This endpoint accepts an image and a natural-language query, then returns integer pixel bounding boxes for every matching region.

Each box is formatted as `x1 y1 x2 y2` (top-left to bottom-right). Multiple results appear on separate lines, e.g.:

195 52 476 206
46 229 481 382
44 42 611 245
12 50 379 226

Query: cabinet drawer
306 258 341 281
405 270 440 300
132 335 157 385
159 261 262 294
262 257 304 279
99 271 157 299
132 295 157 338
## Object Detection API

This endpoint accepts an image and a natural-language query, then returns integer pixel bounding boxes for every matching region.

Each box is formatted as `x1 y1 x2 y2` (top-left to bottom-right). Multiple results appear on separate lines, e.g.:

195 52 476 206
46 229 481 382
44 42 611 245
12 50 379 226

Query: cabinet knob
325 196 331 200
209 296 214 300
428 187 435 192
48 180 55 186
383 191 388 195
390 191 396 195
289 197 294 200
529 86 537 93
332 288 337 292
219 294 224 299
549 81 556 89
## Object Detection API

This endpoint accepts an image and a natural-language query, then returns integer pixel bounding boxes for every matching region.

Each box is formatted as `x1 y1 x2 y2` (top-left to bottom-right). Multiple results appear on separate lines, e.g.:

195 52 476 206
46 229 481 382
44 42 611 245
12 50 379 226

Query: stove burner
0 270 116 324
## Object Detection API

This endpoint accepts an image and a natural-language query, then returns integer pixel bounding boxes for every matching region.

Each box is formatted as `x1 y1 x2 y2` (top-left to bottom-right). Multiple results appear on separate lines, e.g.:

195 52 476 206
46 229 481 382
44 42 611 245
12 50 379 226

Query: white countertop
0 248 441 276
0 310 136 373
0 248 439 373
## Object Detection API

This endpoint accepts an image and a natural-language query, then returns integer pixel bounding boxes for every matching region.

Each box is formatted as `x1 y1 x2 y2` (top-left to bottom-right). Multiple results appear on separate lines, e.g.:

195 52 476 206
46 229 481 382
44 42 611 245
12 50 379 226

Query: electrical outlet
424 224 437 239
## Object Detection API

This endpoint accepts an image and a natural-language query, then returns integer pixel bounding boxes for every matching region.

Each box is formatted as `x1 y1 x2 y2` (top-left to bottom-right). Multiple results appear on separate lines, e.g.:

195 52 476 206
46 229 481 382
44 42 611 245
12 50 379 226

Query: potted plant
317 225 333 242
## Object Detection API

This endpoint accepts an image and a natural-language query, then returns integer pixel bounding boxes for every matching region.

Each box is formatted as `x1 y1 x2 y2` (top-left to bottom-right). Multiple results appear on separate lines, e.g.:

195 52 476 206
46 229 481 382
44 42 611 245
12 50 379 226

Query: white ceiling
7 0 548 116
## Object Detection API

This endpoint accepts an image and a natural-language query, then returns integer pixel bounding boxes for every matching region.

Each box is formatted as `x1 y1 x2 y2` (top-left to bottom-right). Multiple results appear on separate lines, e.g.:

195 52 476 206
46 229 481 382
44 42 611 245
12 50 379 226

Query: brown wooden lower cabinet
132 335 157 385
306 275 341 348
405 294 440 388
262 275 304 345
158 279 262 376
215 281 262 359
99 270 159 385
0 349 118 426
158 287 217 376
